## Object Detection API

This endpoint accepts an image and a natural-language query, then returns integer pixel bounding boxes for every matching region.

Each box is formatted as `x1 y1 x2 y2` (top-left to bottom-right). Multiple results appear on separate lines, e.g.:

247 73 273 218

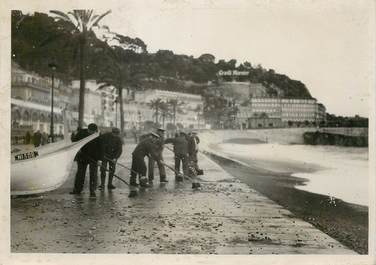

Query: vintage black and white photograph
6 0 373 259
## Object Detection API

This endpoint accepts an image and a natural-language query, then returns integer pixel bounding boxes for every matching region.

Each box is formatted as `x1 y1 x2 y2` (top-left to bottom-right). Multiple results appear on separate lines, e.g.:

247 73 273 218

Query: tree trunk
173 105 176 125
78 35 86 129
155 107 159 125
118 87 125 133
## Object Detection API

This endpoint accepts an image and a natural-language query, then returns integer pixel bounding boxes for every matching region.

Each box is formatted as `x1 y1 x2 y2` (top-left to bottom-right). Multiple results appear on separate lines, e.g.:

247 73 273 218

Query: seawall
199 128 368 148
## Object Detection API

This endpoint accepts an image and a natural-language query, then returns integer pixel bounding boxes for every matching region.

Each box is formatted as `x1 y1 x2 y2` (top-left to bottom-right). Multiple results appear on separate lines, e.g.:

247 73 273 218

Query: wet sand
206 144 368 254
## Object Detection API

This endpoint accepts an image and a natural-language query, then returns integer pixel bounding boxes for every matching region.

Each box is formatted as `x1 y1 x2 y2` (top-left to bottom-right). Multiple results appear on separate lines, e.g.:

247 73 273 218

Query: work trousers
175 153 188 176
148 157 166 181
130 155 147 180
100 160 116 186
189 151 200 171
73 161 98 193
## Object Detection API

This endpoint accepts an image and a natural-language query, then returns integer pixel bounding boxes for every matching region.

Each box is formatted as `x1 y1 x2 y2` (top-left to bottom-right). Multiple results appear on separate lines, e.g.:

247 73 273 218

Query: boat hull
11 133 99 195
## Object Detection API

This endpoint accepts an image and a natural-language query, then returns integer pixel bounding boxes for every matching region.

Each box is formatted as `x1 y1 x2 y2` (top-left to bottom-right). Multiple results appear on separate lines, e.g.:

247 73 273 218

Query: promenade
11 140 355 254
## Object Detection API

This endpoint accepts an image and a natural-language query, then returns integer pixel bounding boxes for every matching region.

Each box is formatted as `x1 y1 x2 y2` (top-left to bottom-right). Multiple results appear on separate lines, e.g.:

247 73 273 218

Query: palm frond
50 10 72 22
69 11 83 32
90 10 111 29
85 10 94 25
97 82 113 90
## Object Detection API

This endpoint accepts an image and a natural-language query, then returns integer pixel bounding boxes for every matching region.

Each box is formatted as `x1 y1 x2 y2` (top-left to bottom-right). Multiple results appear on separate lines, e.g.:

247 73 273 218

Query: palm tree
50 10 111 128
167 99 185 125
97 47 131 133
149 98 164 125
194 104 203 128
159 102 172 128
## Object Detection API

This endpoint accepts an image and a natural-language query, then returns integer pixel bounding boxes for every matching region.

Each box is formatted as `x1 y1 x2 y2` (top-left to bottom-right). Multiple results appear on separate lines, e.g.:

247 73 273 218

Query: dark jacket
72 129 101 162
99 132 123 160
132 137 160 160
165 135 188 155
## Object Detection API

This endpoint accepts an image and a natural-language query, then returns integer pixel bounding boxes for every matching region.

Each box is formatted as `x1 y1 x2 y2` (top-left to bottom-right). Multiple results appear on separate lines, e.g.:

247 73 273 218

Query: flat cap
112 127 120 134
88 123 98 132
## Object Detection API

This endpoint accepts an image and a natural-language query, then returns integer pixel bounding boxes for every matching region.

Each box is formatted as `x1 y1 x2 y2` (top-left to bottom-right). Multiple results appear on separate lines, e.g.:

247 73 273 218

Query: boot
108 175 115 189
128 190 138 198
99 175 106 190
175 175 184 182
90 191 96 198
130 177 139 187
107 184 116 190
148 176 154 185
160 176 168 183
139 177 151 188
192 182 201 189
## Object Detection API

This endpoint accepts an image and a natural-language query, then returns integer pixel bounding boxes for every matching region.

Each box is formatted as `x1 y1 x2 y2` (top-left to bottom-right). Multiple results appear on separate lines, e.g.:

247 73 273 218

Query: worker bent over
99 127 123 190
129 132 161 197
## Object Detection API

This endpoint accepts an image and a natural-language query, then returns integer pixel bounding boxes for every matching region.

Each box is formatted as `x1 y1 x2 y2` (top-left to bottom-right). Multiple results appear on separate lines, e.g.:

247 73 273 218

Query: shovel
101 157 138 197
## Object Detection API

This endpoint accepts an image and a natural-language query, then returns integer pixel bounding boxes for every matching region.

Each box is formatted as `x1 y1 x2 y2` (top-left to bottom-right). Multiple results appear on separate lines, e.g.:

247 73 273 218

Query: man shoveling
128 132 162 198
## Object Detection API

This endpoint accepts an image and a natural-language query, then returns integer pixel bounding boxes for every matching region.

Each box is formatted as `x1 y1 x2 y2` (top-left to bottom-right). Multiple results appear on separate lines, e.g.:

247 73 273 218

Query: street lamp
114 95 119 128
48 62 57 143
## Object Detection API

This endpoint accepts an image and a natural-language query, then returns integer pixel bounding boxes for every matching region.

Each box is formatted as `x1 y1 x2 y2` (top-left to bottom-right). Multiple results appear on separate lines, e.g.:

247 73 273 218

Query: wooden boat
11 133 99 195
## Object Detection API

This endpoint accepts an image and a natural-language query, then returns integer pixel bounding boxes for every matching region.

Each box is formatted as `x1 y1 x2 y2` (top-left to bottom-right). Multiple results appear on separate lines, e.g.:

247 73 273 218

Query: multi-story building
315 103 326 123
281 98 317 123
11 62 65 137
71 80 117 127
237 97 326 128
250 98 283 119
134 89 205 129
11 64 118 142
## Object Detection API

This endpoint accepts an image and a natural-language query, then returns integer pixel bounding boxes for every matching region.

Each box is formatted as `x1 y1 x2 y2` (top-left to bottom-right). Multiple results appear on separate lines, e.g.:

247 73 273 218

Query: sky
26 0 373 117
95 0 374 117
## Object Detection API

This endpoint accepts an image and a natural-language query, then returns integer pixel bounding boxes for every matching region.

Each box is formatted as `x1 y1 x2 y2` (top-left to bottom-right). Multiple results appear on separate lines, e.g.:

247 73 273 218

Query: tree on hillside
12 11 75 80
167 99 185 126
97 39 147 133
198 53 215 63
159 102 172 128
149 98 164 125
50 9 111 128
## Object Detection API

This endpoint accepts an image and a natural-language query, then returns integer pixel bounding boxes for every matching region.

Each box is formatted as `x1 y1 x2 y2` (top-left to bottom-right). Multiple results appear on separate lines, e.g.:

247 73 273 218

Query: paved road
11 141 355 254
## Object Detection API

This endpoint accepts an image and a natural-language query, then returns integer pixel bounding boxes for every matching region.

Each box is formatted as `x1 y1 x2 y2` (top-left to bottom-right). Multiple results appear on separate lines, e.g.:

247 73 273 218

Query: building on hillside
11 63 120 145
122 102 153 130
11 98 64 135
236 97 326 129
280 98 317 124
134 89 205 129
316 103 326 123
11 62 65 140
71 80 117 127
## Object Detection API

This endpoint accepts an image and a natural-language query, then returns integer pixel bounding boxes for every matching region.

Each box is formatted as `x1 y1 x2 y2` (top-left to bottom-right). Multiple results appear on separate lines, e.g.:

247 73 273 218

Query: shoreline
204 144 368 254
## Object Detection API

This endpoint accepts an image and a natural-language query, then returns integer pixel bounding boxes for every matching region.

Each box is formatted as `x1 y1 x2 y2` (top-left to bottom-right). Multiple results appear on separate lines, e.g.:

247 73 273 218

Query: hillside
12 10 313 100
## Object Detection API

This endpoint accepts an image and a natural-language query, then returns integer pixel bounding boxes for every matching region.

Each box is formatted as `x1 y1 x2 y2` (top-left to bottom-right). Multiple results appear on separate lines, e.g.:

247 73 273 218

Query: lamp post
115 96 118 128
48 63 57 143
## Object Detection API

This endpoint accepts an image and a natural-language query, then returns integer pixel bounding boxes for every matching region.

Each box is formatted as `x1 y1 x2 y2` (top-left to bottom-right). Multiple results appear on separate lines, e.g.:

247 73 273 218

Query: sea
216 142 369 206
